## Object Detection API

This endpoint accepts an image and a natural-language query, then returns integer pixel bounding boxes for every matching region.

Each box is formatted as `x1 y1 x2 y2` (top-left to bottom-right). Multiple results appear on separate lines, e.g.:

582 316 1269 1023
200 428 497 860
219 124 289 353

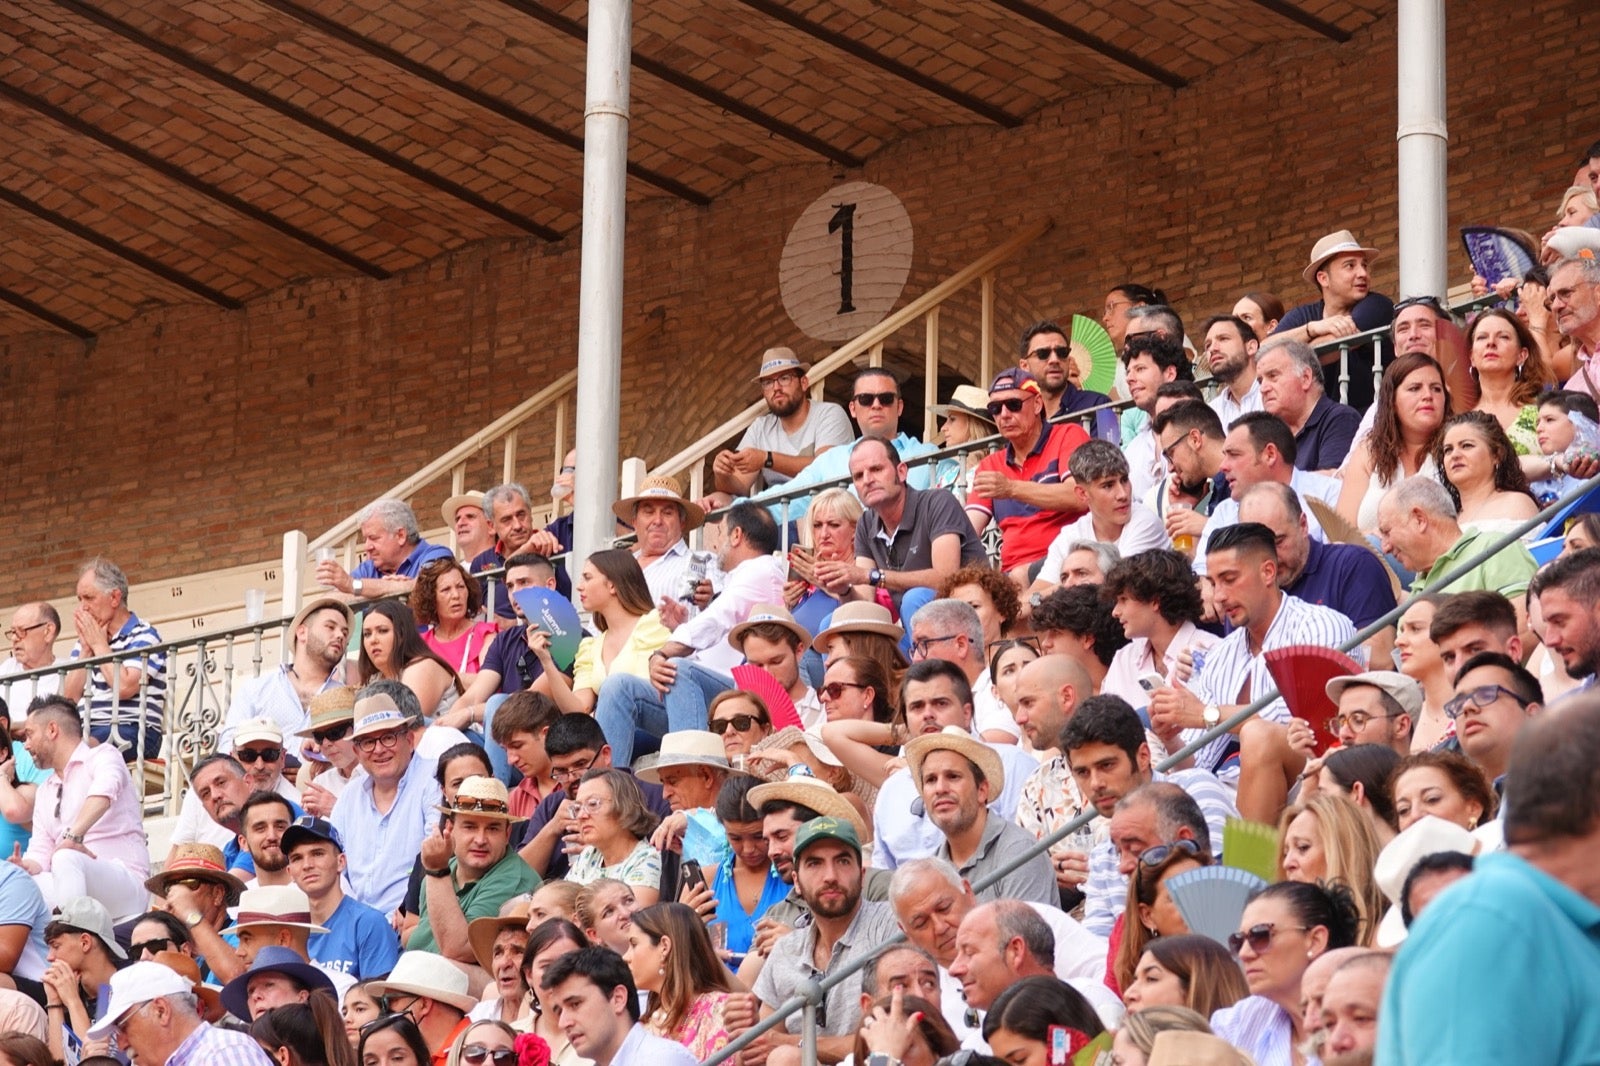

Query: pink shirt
26 740 150 875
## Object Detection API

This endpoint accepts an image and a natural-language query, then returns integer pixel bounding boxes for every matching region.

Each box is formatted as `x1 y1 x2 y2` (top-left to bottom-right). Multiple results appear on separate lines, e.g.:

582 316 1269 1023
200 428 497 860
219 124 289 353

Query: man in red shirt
965 369 1090 582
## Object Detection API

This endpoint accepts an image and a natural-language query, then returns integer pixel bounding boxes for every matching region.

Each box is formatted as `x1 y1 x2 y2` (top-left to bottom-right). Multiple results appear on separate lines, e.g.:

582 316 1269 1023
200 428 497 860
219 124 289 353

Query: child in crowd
1034 440 1172 590
1530 389 1600 505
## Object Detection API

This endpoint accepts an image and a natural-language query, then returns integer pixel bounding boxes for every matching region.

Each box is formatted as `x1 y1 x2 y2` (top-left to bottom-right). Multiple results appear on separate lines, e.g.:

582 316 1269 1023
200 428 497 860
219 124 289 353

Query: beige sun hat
441 491 486 528
1324 670 1424 718
929 384 998 427
728 603 813 651
635 731 730 783
1302 229 1382 283
611 474 706 530
295 686 358 738
287 597 355 651
1371 814 1479 947
220 885 330 936
468 897 534 973
365 951 478 1013
904 725 1004 796
754 346 810 382
747 765 868 838
438 775 523 821
146 843 247 905
810 601 905 654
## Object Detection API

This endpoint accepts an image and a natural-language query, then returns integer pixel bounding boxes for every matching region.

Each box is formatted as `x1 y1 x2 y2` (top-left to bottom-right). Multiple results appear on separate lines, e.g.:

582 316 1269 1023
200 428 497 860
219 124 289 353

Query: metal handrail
700 463 1589 1066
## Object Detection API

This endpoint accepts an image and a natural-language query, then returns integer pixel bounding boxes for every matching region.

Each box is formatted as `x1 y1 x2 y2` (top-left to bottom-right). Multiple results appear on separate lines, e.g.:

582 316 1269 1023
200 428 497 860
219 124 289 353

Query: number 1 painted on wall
828 202 856 314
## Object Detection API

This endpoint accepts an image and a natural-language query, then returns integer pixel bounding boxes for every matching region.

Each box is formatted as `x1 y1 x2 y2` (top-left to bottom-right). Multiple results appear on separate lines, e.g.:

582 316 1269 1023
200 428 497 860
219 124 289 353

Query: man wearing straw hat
367 950 479 1059
145 842 249 983
713 347 853 497
440 489 495 563
216 597 353 753
1269 229 1395 410
295 686 361 816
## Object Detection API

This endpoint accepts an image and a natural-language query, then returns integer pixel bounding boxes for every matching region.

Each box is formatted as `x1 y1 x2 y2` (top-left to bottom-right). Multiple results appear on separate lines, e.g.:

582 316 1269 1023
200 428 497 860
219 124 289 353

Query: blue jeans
594 663 733 765
91 721 162 761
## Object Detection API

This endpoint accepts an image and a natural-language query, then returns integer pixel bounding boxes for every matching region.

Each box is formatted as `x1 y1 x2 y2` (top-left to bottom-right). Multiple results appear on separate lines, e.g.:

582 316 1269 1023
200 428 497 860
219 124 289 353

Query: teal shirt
1409 529 1538 598
1378 851 1600 1065
0 744 50 857
408 848 539 954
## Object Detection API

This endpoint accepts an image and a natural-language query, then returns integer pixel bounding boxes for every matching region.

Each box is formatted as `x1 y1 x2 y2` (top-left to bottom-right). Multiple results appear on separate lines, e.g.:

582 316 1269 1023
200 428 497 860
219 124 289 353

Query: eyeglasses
710 714 766 733
550 753 598 784
762 372 801 390
354 730 406 754
109 999 157 1043
1327 709 1397 735
235 747 282 764
461 1047 518 1066
1160 432 1193 464
572 798 611 816
380 995 419 1018
1227 922 1310 956
311 722 352 745
910 633 960 659
1026 345 1072 362
1444 684 1531 720
168 877 206 892
819 681 869 700
853 391 899 408
985 636 1041 656
1137 839 1202 869
130 936 173 957
4 623 46 643
986 397 1028 417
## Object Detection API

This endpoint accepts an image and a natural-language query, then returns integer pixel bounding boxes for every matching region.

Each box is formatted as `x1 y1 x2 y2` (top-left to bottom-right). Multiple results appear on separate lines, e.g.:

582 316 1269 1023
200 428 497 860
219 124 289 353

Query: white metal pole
572 0 632 576
1396 0 1448 300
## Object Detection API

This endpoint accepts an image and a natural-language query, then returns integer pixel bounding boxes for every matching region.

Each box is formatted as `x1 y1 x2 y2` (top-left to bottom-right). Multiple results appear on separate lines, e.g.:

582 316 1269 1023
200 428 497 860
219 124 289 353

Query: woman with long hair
1113 842 1211 994
358 599 464 717
930 394 998 493
623 902 736 1057
983 976 1107 1064
817 655 912 790
1276 793 1386 945
700 776 787 963
852 992 960 1066
1434 411 1539 534
1122 935 1250 1019
1466 308 1551 455
412 558 498 679
1212 881 1361 1066
1389 750 1497 832
567 771 662 906
522 918 588 1065
573 878 640 954
1393 596 1455 751
534 548 669 715
340 982 383 1054
0 1035 56 1066
253 1000 356 1066
987 638 1041 721
355 1013 434 1066
1113 1005 1217 1066
1338 354 1451 532
810 603 908 709
1233 292 1285 340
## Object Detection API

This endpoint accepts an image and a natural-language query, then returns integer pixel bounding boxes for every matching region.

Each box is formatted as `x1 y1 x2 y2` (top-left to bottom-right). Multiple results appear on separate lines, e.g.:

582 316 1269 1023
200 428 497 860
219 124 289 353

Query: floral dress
649 992 733 1059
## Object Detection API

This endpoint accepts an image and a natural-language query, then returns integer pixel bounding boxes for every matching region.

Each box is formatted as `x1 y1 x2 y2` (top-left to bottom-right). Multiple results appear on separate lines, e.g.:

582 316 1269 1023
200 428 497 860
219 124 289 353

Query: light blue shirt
747 432 936 522
217 664 343 752
330 756 442 914
0 861 50 982
1379 851 1600 1065
612 1021 698 1066
309 894 401 979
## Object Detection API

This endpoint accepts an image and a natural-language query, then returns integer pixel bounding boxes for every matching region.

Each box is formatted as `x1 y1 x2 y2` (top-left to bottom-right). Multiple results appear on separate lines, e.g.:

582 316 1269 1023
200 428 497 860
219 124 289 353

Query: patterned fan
1165 865 1270 948
731 664 803 731
1264 644 1362 755
1070 314 1119 395
1460 226 1538 290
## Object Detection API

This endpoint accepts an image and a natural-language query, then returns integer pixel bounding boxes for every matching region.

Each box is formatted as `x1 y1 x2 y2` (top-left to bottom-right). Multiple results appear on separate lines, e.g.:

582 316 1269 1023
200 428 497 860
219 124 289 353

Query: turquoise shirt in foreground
1377 851 1600 1065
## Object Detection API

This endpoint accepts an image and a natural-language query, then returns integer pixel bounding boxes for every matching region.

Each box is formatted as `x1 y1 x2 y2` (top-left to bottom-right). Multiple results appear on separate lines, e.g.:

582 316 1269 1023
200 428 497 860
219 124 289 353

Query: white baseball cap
86 962 195 1039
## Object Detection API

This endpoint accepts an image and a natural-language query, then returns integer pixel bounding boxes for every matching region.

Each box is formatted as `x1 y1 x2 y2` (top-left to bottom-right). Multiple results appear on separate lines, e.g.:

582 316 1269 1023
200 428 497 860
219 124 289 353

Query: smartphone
787 545 813 581
680 859 706 895
1137 672 1167 693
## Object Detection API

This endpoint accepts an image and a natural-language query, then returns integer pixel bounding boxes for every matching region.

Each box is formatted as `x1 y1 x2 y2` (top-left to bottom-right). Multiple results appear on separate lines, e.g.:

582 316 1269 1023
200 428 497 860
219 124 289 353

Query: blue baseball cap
279 814 343 855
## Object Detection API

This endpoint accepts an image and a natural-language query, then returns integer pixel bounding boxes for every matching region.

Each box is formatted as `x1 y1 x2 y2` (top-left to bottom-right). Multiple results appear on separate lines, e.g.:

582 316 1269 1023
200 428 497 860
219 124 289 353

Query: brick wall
2 0 1597 603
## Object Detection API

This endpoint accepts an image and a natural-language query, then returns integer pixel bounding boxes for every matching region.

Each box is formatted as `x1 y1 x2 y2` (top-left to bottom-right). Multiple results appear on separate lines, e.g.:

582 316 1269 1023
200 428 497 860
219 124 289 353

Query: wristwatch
423 866 452 879
60 828 83 844
351 578 364 595
1202 704 1221 727
184 911 204 928
764 451 775 469
868 568 885 588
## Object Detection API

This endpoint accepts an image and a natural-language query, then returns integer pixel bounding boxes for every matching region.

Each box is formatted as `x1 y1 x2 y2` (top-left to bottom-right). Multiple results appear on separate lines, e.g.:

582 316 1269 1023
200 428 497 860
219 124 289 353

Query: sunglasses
853 391 898 408
1443 684 1530 720
236 747 282 764
1026 345 1072 362
452 798 511 814
131 936 173 957
461 1048 517 1066
986 397 1029 416
1137 839 1201 868
311 722 352 745
168 878 206 891
710 714 766 733
819 681 869 700
1392 294 1446 315
1227 922 1309 956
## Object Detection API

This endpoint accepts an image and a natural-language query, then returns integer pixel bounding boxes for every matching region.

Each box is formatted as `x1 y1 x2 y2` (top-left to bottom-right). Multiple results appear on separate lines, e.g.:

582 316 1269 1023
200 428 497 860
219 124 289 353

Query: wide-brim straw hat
220 885 330 936
754 346 810 382
295 686 358 737
811 601 905 654
146 844 247 906
288 597 355 650
729 603 813 651
929 384 998 427
611 474 706 530
747 766 867 838
635 731 730 783
441 491 486 527
904 726 1005 796
468 898 534 973
366 950 479 1013
437 775 524 821
1302 229 1382 283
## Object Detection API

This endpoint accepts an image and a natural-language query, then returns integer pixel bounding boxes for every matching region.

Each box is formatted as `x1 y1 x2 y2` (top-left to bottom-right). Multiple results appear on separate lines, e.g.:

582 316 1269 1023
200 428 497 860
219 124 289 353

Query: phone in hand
1137 672 1168 694
680 859 706 896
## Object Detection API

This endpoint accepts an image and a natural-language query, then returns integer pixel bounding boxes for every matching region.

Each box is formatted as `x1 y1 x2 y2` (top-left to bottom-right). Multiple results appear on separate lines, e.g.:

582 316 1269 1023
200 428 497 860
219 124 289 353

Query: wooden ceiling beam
0 285 95 339
986 0 1188 89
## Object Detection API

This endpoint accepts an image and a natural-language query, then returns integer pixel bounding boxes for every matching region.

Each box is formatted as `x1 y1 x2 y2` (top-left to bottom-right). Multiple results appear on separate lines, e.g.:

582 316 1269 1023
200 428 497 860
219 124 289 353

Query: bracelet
45 1004 63 1012
423 866 452 878
60 829 83 844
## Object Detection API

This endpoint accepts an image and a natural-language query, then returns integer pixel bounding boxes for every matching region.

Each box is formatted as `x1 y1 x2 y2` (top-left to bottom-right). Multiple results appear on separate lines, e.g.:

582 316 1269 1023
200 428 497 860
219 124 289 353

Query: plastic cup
243 588 267 624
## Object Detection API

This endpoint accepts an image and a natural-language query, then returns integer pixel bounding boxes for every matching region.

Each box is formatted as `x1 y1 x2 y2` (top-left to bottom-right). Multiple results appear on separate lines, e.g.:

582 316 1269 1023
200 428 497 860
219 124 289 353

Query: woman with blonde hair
1113 1005 1215 1066
1277 793 1386 945
623 902 736 1057
786 488 866 630
535 548 669 715
573 877 640 952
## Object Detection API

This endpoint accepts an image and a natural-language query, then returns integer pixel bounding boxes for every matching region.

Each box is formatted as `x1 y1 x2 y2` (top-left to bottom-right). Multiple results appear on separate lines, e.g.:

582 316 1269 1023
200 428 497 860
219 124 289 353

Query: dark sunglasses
986 397 1028 416
711 714 766 733
461 1048 518 1066
819 681 869 700
1026 345 1072 362
853 391 898 408
1138 839 1201 869
236 747 282 764
1227 922 1309 956
452 798 511 814
130 936 172 956
311 722 352 745
1443 684 1530 720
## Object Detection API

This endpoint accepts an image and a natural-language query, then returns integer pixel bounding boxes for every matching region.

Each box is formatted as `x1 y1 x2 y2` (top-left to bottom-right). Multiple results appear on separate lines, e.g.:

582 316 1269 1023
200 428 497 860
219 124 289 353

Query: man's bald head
1012 654 1092 750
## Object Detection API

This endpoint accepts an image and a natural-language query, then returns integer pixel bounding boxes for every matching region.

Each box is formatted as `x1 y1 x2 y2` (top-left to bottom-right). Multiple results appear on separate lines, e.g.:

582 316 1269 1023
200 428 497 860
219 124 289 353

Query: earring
1517 362 1525 380
1468 817 1478 829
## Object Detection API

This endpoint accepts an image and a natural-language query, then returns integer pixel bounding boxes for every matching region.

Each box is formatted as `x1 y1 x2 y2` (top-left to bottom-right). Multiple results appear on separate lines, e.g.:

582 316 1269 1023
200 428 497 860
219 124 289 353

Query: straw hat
728 603 813 651
635 731 730 783
146 843 247 905
218 945 335 1021
220 885 330 936
441 490 486 528
350 694 411 739
151 950 224 1020
366 950 478 1013
287 597 355 650
810 601 905 654
611 474 705 530
754 346 810 382
929 384 998 427
747 765 868 838
438 776 523 821
295 687 358 738
468 897 534 972
904 726 1005 796
1302 229 1381 283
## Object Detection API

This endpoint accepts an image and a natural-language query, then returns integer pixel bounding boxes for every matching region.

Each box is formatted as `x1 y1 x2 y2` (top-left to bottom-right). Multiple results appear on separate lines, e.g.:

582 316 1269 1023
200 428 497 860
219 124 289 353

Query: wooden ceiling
0 0 1387 340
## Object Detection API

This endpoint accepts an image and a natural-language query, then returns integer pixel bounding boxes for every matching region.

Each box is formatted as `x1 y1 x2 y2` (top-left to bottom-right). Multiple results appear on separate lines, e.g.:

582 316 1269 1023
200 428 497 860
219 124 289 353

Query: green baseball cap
793 815 862 860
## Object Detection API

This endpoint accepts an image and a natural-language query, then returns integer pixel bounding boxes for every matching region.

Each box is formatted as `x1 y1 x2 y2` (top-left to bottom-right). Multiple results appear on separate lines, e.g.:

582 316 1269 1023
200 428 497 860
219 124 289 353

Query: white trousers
36 851 149 920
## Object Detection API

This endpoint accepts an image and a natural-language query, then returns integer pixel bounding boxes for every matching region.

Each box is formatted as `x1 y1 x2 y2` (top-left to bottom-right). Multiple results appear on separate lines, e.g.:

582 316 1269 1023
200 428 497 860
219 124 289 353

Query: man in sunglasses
966 369 1091 579
217 597 352 752
168 720 303 882
1449 651 1543 792
330 696 444 917
282 815 399 980
713 348 853 497
1017 320 1118 439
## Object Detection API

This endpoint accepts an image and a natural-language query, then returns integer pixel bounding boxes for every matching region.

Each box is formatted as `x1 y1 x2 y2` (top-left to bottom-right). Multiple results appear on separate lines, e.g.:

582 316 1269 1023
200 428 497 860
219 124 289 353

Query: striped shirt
167 1021 275 1066
1210 995 1299 1066
1186 593 1360 782
74 612 166 735
1080 767 1240 936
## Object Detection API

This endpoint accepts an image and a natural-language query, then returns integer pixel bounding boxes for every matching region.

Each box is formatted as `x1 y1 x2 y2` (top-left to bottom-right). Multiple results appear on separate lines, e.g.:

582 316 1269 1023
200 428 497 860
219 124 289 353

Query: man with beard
1531 547 1600 692
238 791 297 888
218 598 352 747
169 720 304 878
1200 314 1263 426
713 348 853 496
727 817 900 1064
1148 400 1229 551
1269 230 1395 410
1017 321 1118 440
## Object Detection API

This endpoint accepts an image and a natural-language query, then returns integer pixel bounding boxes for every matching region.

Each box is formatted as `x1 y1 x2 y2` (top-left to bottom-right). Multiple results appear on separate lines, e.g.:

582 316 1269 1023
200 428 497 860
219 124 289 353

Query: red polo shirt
967 421 1089 570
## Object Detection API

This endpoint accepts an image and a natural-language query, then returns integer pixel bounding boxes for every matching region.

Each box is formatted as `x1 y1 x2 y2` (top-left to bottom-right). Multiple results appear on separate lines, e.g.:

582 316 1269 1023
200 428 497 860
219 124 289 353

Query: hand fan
731 664 803 731
1460 226 1538 290
1263 644 1362 755
1165 865 1269 948
1070 314 1119 395
511 588 582 671
1222 816 1281 884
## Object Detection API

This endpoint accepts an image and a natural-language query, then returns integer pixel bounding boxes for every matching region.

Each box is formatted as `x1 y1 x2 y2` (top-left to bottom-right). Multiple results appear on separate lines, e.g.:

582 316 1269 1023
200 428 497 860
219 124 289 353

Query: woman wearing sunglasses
705 690 772 764
623 902 735 1058
356 1012 433 1066
1111 841 1209 995
444 1020 520 1066
1211 881 1360 1066
1275 793 1385 947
